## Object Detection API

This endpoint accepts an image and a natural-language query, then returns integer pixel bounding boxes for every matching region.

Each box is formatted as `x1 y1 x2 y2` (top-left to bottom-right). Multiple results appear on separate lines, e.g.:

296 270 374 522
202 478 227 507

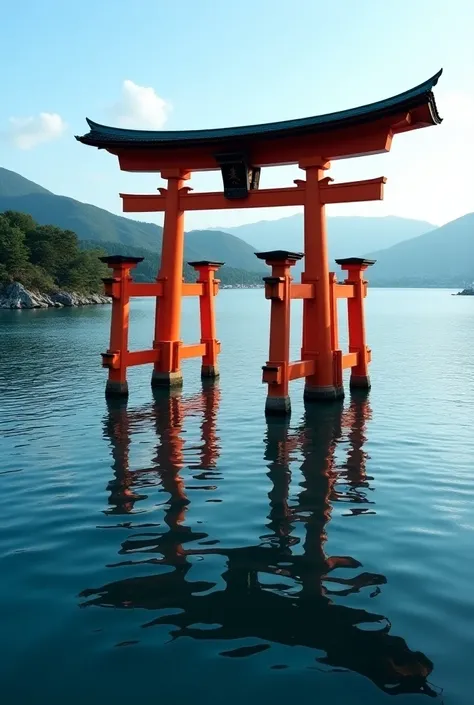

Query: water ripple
1 291 474 704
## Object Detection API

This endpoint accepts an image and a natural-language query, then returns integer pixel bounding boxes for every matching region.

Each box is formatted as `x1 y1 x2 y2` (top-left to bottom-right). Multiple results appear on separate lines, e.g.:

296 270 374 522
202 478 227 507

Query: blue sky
1 0 473 230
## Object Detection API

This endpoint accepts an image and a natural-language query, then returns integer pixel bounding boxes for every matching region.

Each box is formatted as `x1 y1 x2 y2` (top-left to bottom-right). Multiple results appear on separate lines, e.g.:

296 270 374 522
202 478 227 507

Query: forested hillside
80 239 265 286
0 167 265 273
0 210 266 295
0 211 106 293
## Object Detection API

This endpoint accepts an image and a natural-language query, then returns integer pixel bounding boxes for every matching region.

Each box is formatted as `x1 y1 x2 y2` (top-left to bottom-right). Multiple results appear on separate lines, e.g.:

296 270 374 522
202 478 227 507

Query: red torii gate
76 70 442 414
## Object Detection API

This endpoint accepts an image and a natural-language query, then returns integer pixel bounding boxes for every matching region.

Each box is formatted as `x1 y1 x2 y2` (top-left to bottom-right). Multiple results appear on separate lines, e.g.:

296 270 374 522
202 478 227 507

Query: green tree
2 210 37 234
0 262 9 284
62 250 107 292
0 214 29 277
25 224 78 285
1 211 108 293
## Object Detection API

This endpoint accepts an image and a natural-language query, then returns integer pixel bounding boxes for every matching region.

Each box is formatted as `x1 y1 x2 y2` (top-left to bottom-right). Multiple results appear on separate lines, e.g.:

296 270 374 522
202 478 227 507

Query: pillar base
105 379 129 398
201 364 220 380
265 395 291 416
350 374 371 390
304 384 345 402
151 370 183 389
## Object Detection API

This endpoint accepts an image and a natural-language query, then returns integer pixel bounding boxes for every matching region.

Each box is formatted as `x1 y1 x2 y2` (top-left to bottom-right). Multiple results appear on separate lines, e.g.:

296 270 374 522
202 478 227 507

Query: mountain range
367 213 474 287
0 166 472 287
218 214 436 265
0 167 264 274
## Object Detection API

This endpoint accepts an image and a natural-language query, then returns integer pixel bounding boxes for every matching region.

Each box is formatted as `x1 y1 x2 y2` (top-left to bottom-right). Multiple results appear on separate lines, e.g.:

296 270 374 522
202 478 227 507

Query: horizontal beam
181 343 207 359
120 193 165 212
121 176 385 215
289 359 316 380
182 186 306 211
121 185 306 213
320 177 386 205
129 282 163 297
291 283 314 299
182 283 204 297
126 349 160 366
123 342 216 366
342 352 359 369
128 282 205 297
335 283 355 298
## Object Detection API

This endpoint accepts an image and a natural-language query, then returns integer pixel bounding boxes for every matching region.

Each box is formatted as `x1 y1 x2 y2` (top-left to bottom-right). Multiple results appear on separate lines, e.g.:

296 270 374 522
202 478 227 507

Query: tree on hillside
0 215 29 276
3 211 37 234
79 239 267 286
0 211 107 293
25 224 78 286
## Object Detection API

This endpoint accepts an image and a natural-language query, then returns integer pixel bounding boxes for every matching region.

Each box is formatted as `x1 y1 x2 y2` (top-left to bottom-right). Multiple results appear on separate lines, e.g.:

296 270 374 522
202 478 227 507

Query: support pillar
336 258 376 390
100 255 144 397
256 250 304 416
189 260 223 379
329 272 344 395
300 160 343 402
152 169 190 389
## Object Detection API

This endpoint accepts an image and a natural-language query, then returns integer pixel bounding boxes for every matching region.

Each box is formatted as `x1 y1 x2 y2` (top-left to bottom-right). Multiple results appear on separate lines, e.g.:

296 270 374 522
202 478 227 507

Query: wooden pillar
100 255 143 397
189 260 223 379
336 258 376 390
329 272 340 352
152 169 190 389
329 272 344 395
300 159 343 402
256 249 304 416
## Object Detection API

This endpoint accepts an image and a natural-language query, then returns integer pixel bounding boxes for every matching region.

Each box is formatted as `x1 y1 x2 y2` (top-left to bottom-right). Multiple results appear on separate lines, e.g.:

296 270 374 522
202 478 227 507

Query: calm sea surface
1 289 474 704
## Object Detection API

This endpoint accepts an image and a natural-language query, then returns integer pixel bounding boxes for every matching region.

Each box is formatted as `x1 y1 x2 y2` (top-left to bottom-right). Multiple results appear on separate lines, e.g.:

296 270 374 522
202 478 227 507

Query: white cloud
110 80 170 129
8 112 67 150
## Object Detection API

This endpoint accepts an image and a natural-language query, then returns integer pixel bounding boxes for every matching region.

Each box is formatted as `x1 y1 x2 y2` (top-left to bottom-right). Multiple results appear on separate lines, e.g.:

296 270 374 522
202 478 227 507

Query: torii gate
76 70 442 414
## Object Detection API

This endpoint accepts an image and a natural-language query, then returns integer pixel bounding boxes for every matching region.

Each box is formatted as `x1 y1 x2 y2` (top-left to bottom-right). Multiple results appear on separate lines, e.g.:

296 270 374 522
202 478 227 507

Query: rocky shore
456 286 474 296
0 282 110 309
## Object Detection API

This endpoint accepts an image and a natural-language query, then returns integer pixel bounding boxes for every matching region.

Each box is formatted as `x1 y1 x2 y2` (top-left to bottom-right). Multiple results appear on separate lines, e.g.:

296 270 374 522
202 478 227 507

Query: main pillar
189 260 223 379
151 169 190 389
300 159 343 402
100 255 143 397
257 250 303 416
336 258 375 390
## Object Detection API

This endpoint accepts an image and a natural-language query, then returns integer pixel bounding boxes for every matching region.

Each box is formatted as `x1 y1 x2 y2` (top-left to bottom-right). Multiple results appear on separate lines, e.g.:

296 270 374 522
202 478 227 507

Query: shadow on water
80 387 437 698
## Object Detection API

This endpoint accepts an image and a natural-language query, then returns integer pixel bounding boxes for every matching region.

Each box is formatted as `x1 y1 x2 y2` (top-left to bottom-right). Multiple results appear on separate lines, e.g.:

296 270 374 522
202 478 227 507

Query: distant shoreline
220 285 264 290
220 284 463 291
2 281 470 311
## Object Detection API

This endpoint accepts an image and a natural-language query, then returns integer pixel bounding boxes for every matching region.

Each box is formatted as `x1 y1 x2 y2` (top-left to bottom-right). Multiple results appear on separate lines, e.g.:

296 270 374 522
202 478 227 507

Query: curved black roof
76 70 442 149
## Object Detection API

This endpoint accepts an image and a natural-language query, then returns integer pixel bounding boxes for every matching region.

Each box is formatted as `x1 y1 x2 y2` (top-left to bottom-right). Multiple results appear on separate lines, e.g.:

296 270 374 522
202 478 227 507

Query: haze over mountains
0 166 472 287
218 214 437 264
367 213 474 287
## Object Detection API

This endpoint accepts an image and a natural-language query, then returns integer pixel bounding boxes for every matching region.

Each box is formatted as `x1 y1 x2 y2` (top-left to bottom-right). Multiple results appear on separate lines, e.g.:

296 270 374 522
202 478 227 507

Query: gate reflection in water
80 387 436 697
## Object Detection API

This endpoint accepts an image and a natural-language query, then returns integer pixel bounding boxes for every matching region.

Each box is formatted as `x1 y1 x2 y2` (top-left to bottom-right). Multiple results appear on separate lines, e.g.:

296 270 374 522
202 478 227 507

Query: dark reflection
338 392 376 515
103 398 145 515
81 392 436 697
103 383 221 519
